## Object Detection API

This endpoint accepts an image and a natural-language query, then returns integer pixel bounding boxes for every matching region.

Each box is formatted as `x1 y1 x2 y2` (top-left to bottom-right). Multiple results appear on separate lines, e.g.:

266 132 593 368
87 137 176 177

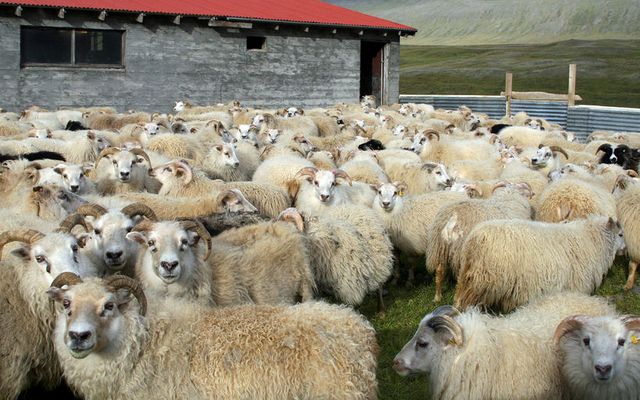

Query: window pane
75 30 123 65
21 27 72 64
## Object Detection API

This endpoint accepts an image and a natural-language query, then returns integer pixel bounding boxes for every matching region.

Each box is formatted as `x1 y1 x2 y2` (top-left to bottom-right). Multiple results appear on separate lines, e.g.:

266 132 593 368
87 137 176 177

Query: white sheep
93 147 152 195
393 292 614 400
384 161 453 195
47 274 378 399
615 174 640 290
555 314 640 400
201 142 250 182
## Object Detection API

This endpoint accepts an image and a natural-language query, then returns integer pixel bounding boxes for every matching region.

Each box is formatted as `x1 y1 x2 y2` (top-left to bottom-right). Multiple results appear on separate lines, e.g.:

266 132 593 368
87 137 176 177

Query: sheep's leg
405 264 415 288
624 260 638 291
391 249 401 286
377 288 386 314
433 263 444 303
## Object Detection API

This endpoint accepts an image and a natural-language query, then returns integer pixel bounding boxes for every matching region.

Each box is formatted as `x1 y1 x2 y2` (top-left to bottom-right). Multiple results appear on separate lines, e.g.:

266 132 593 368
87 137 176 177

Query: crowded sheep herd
0 95 639 399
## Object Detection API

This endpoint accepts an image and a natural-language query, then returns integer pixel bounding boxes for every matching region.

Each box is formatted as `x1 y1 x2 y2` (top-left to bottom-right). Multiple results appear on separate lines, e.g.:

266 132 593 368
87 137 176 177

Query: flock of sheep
0 94 639 399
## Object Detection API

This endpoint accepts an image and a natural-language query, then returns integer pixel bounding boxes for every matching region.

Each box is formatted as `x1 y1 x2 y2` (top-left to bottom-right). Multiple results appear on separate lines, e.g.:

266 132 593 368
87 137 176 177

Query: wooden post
505 72 513 117
568 64 577 106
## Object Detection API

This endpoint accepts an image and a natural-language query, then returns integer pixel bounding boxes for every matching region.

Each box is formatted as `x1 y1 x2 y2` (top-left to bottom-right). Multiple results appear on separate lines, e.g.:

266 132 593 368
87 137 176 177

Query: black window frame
20 26 125 69
246 36 267 51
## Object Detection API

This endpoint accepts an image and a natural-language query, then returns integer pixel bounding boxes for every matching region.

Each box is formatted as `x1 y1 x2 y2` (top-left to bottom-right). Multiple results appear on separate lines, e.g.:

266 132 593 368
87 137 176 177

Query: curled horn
431 305 460 318
626 170 638 177
554 315 588 345
0 229 45 261
596 144 611 155
94 147 121 168
426 315 464 346
50 272 83 288
277 208 305 232
621 315 640 332
181 220 212 261
489 134 500 144
424 129 440 141
549 146 569 159
613 174 632 194
129 148 152 169
121 203 157 221
464 184 483 198
491 180 509 194
295 167 318 180
131 219 155 232
57 214 90 233
332 169 353 186
176 160 193 184
75 204 108 219
104 275 147 317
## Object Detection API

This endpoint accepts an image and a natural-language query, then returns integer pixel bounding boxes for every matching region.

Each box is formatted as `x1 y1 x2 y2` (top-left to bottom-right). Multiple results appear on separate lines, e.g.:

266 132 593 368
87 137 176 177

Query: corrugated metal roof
1 0 417 32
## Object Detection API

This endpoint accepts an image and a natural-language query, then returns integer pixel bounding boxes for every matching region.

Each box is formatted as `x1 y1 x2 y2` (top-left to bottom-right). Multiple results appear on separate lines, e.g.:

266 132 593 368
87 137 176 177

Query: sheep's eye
112 160 117 165
618 338 626 347
331 182 336 187
94 229 101 235
181 238 188 246
104 302 114 311
35 255 45 263
416 340 428 349
313 180 318 185
436 171 441 175
583 337 590 347
131 160 137 164
63 299 70 309
148 240 155 247
71 244 78 253
394 191 398 196
63 174 68 178
126 226 133 233
164 167 171 173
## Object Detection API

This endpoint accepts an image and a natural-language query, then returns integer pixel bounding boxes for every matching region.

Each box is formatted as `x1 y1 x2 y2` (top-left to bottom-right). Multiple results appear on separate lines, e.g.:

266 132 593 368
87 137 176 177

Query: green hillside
329 0 640 45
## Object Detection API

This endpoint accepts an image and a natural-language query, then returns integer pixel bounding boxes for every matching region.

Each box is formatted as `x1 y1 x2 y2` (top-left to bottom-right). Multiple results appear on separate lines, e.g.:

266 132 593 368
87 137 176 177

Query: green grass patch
359 255 640 399
400 40 640 108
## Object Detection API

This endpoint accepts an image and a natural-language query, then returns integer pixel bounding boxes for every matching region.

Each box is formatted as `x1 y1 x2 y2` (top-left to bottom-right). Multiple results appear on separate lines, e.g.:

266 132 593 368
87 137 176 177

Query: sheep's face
353 119 365 129
144 123 160 136
37 167 65 187
374 183 405 212
394 309 462 377
237 124 258 141
525 118 543 130
211 143 239 168
54 164 88 193
28 128 52 139
562 317 632 383
531 146 553 167
31 185 87 219
252 114 265 128
466 114 482 131
126 222 200 284
108 151 143 183
294 135 316 154
12 233 85 283
266 129 280 144
48 280 130 359
398 105 410 116
393 125 407 137
422 163 452 188
310 170 338 203
91 212 136 271
285 107 302 118
174 101 185 112
410 132 429 154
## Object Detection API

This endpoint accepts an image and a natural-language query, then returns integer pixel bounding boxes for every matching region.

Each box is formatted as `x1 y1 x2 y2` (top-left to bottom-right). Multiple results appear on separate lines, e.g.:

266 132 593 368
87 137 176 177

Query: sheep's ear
214 145 223 152
46 287 65 302
422 163 438 172
426 315 464 347
369 184 379 193
10 246 30 261
621 315 640 332
606 217 617 230
87 131 96 140
77 234 90 249
125 232 147 245
53 165 65 175
190 127 198 134
298 108 304 115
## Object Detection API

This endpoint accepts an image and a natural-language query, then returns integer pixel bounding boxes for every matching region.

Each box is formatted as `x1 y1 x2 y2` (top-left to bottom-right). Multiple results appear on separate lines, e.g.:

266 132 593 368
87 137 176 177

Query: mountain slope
328 0 640 45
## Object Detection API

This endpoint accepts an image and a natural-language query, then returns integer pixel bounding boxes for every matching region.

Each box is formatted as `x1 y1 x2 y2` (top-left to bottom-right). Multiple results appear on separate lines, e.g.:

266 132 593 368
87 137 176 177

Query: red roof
2 0 416 32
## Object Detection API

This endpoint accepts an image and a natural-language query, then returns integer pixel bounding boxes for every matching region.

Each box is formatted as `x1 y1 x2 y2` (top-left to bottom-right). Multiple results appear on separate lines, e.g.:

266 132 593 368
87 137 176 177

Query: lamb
93 147 152 195
535 177 617 222
71 203 158 278
278 207 393 310
384 161 452 195
153 160 290 218
48 272 378 400
393 292 614 400
201 142 250 182
371 181 473 285
615 174 640 290
425 182 533 302
51 163 95 194
0 220 96 398
454 216 624 312
554 314 640 400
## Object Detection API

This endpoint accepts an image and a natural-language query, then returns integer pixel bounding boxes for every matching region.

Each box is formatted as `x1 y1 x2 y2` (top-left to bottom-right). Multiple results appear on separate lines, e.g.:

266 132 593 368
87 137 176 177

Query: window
21 27 124 67
246 36 266 51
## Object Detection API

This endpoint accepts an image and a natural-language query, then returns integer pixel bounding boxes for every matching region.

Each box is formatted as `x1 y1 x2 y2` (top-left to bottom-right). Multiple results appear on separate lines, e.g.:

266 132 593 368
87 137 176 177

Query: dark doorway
360 41 385 105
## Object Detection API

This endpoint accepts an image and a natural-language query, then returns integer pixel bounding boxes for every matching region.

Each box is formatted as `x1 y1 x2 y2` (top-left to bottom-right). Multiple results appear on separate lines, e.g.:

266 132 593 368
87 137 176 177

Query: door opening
360 41 385 105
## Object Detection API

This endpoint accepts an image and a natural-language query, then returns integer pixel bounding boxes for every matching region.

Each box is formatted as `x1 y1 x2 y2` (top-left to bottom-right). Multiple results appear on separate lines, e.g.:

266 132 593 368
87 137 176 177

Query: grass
400 40 640 108
358 256 640 400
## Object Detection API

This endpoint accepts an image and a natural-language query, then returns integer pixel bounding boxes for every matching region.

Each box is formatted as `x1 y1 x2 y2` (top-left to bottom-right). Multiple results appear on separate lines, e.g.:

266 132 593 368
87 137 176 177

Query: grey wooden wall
0 7 400 112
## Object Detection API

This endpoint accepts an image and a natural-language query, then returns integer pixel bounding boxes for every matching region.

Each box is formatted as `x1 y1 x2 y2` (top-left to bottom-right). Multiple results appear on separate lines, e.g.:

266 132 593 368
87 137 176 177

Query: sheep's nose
382 201 391 208
392 358 405 371
70 185 79 192
320 194 330 202
233 161 240 168
68 330 91 341
595 364 612 375
161 261 179 272
120 171 130 178
106 251 123 260
445 179 453 186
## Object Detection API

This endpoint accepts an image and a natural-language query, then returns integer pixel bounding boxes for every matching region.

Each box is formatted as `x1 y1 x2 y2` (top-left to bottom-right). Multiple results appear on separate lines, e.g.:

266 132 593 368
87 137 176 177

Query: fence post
568 64 577 107
505 72 513 118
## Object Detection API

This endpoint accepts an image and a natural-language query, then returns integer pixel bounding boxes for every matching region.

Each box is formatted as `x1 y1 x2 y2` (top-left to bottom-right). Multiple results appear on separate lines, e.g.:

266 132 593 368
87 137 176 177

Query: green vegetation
359 256 640 400
399 40 640 108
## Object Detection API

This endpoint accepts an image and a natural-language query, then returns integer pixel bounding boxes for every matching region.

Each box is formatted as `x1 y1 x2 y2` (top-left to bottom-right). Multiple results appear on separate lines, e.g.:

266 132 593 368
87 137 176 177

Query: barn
0 0 415 111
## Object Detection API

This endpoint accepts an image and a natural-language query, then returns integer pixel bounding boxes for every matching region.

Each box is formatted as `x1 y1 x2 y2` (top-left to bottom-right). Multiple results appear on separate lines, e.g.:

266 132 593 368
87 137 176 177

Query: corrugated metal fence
400 95 640 141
